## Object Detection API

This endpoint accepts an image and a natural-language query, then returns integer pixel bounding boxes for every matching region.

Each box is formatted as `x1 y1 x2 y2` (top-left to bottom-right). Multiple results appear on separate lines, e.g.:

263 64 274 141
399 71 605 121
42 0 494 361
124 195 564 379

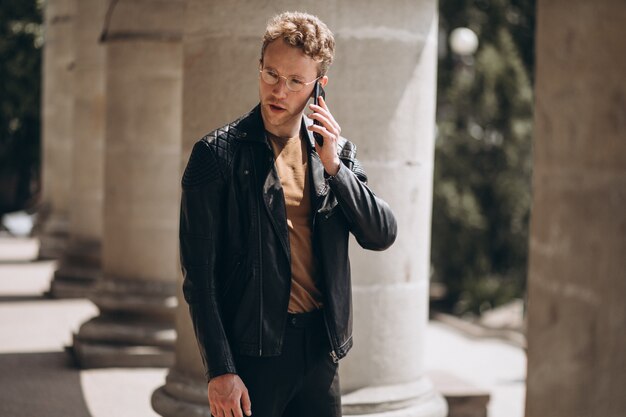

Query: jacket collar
234 104 266 143
237 103 328 198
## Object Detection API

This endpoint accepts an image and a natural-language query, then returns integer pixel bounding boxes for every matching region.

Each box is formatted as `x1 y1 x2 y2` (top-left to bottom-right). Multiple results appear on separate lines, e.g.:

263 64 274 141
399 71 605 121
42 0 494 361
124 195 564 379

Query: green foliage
432 0 535 314
0 0 43 213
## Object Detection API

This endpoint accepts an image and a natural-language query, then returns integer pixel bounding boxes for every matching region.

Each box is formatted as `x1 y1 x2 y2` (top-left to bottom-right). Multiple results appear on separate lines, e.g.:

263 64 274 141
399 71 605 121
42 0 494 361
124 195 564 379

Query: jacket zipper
251 147 263 356
312 208 339 364
257 223 263 356
265 144 294 352
323 309 339 363
309 145 340 363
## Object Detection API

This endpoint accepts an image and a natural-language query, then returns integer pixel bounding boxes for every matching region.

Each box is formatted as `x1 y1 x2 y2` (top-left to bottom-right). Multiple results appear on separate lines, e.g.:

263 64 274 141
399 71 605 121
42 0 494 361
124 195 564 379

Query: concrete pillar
331 2 446 415
49 0 106 298
153 1 446 416
525 2 626 417
38 0 76 260
71 0 184 368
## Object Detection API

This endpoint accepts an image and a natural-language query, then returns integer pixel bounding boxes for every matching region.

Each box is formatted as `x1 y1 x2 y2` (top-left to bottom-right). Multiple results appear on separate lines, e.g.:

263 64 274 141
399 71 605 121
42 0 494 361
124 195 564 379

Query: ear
320 75 329 87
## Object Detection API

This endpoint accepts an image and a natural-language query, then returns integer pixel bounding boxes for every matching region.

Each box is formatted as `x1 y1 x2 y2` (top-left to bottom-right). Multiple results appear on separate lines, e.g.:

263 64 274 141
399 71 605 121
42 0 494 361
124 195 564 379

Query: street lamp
449 27 479 82
449 27 479 56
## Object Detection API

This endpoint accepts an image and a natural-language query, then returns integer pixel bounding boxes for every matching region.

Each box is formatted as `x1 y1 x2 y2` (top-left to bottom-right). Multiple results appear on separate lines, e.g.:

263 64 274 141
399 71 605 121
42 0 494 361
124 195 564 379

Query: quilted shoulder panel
352 158 368 183
337 137 357 160
181 140 221 189
209 123 241 163
182 109 257 187
337 137 367 183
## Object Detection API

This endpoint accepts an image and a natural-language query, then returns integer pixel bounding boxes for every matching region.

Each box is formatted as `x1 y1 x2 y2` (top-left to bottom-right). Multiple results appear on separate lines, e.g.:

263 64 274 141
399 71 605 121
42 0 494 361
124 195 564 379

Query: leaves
432 0 535 314
0 0 42 212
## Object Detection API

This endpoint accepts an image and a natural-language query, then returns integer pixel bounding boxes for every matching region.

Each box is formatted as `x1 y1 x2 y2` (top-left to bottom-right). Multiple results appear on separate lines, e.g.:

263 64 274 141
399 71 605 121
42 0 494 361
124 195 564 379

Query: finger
318 95 329 110
308 103 341 135
308 103 333 121
211 405 224 417
310 108 339 135
232 402 243 417
315 97 336 129
307 113 339 137
307 124 336 142
241 388 252 416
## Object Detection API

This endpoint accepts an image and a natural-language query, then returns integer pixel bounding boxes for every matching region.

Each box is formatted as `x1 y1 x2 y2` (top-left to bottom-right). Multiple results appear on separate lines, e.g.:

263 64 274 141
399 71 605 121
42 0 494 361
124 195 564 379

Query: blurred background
1 0 535 322
0 1 42 223
1 1 624 417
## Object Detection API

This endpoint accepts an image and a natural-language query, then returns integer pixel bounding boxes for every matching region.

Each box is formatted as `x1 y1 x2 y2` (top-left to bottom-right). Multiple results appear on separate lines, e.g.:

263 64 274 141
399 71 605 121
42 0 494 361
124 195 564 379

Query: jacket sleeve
327 153 398 251
179 140 237 381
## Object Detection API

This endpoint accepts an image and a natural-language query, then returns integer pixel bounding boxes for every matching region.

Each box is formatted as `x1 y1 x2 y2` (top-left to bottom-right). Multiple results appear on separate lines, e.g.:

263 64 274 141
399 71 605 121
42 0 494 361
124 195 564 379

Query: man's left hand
307 96 341 176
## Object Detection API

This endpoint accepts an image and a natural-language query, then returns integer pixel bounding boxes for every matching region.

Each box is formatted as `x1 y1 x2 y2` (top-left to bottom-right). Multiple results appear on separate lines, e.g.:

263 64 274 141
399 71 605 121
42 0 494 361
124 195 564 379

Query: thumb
241 388 252 416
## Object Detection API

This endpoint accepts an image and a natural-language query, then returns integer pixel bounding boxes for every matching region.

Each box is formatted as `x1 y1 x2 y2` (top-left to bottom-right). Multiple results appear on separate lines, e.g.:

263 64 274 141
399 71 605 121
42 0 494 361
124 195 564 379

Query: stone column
525 2 626 417
332 2 446 414
71 0 184 368
49 0 106 298
38 0 76 260
153 1 446 416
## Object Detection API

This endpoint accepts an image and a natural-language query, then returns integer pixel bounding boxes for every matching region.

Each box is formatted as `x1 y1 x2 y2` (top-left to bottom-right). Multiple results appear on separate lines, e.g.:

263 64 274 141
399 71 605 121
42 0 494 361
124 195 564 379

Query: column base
49 238 102 298
72 339 174 368
151 370 207 417
343 377 448 417
151 370 448 417
72 277 177 368
72 315 175 368
36 212 70 260
90 277 178 316
429 370 490 417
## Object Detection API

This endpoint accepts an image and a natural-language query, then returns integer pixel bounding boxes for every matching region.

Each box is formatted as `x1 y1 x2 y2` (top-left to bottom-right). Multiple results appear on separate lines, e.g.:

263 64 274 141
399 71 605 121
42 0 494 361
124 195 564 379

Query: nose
272 77 289 97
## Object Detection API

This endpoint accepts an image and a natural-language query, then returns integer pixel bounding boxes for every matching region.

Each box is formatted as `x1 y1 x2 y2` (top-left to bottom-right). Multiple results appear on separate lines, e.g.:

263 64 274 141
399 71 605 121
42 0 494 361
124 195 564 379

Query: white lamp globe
449 27 479 56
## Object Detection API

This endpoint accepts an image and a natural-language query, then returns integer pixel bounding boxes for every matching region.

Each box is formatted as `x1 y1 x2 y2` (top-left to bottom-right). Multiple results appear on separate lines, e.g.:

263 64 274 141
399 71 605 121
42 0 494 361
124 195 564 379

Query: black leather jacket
179 104 397 380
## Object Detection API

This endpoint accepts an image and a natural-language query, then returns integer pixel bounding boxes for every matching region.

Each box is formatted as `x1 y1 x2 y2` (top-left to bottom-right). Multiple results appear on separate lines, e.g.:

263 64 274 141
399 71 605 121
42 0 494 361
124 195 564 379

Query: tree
0 0 43 214
432 0 535 314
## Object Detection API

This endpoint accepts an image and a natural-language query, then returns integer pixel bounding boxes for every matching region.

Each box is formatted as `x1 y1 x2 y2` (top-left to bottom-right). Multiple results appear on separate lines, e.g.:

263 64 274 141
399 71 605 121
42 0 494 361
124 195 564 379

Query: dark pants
233 309 342 417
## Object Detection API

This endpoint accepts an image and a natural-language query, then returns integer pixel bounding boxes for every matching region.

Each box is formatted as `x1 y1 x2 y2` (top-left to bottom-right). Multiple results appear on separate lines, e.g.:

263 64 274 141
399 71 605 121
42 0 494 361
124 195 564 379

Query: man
179 11 397 417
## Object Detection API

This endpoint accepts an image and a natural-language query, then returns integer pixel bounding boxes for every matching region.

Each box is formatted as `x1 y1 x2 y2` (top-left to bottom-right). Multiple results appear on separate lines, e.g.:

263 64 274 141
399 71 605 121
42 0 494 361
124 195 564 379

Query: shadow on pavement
0 351 92 417
0 259 53 265
0 294 50 303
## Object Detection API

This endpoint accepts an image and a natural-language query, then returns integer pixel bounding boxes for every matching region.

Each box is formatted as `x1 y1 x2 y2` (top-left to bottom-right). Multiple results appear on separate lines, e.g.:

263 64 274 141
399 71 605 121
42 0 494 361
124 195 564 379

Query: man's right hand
208 373 252 417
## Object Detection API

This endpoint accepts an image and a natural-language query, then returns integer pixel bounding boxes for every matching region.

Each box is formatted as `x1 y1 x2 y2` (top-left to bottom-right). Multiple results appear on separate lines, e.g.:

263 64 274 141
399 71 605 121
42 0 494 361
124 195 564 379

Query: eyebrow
264 66 306 80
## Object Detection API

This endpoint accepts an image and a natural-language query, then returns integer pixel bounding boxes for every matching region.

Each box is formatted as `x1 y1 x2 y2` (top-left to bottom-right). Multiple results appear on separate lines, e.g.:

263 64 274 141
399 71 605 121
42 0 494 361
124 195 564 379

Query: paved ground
0 236 525 417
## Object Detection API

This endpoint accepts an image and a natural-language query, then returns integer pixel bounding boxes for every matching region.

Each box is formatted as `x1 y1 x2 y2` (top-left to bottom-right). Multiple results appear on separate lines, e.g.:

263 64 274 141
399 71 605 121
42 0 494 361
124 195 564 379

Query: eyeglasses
259 68 321 92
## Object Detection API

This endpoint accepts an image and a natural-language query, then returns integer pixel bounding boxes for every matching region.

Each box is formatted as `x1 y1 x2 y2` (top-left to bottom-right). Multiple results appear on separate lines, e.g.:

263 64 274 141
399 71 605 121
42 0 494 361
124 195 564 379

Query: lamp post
449 27 479 83
449 27 479 56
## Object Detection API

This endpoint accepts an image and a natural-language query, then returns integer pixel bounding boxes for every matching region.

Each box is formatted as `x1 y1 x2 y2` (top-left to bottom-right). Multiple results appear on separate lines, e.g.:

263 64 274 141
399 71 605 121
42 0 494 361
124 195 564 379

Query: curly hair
261 11 335 76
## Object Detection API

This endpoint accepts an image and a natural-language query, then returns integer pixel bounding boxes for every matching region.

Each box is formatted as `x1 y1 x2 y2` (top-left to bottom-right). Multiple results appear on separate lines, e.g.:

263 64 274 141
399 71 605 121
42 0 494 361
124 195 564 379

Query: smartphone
313 81 326 146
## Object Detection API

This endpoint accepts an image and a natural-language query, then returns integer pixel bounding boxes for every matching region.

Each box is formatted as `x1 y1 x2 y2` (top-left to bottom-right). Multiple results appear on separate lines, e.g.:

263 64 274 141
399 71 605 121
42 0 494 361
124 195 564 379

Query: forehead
263 39 319 78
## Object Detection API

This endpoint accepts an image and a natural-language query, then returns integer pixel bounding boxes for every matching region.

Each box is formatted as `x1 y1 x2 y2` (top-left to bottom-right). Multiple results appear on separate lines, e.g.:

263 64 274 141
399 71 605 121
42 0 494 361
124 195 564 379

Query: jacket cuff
325 161 345 182
207 363 238 382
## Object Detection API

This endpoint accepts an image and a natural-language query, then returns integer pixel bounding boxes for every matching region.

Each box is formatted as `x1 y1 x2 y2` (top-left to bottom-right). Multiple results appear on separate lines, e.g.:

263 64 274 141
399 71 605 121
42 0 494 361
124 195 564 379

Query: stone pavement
0 236 525 417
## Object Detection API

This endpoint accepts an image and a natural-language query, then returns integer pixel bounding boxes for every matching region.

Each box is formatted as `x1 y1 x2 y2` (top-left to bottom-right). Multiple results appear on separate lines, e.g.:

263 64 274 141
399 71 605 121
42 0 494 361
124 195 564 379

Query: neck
266 129 300 144
261 109 303 139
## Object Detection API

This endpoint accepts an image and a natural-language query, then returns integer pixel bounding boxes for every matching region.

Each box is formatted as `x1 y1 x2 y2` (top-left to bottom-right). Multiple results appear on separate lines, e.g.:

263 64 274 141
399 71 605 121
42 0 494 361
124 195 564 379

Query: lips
269 103 286 112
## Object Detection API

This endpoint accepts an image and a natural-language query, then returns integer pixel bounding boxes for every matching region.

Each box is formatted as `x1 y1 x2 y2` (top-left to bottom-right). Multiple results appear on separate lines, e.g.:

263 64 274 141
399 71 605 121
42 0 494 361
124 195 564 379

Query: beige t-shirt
267 131 324 313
